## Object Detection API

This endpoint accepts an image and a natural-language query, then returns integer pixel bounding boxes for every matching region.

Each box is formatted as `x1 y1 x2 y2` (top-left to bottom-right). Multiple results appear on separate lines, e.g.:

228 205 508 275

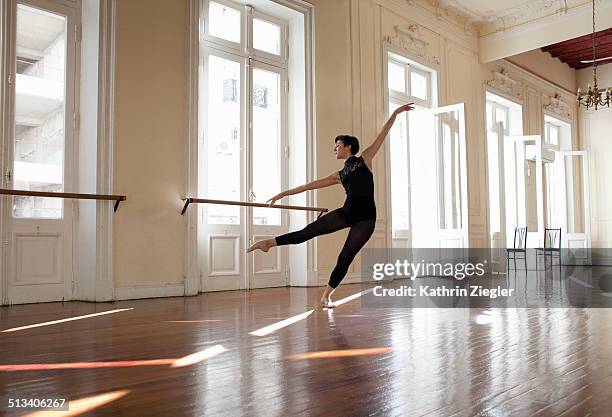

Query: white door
558 151 591 250
199 49 288 292
248 61 287 288
200 50 245 292
504 135 544 248
388 103 468 249
486 121 506 273
1 0 77 304
431 103 468 248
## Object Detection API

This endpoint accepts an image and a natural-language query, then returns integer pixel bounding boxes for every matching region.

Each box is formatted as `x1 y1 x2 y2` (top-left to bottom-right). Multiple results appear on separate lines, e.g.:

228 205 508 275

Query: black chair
535 228 561 269
507 226 528 271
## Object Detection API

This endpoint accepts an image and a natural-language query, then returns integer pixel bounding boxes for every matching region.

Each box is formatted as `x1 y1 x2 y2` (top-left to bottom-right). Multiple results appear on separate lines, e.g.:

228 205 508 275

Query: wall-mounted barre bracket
114 196 127 212
181 198 193 215
180 197 328 217
0 189 127 212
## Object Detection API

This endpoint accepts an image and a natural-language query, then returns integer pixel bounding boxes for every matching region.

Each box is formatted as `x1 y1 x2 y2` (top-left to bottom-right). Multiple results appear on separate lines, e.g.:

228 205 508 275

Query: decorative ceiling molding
413 0 594 37
484 67 523 99
543 92 572 119
384 24 441 65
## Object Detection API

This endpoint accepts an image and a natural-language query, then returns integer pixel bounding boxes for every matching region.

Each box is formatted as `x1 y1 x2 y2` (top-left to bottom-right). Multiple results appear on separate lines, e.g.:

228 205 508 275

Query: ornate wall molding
543 92 572 119
416 0 592 36
484 67 523 99
383 24 440 65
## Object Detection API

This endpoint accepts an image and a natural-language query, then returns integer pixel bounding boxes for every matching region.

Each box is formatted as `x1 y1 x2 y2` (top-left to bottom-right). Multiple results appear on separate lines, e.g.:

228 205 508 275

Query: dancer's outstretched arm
361 103 414 169
266 172 341 206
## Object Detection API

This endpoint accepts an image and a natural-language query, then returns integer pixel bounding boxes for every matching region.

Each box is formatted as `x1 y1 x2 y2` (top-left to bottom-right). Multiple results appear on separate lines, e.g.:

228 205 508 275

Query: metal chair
535 228 562 269
507 227 528 271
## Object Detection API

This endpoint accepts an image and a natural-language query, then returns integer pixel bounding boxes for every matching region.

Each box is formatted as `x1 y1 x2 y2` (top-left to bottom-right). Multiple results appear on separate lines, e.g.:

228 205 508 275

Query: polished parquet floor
1 282 611 417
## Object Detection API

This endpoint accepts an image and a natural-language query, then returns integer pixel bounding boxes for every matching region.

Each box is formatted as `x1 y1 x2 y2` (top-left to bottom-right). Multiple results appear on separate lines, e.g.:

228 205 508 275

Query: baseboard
115 283 185 300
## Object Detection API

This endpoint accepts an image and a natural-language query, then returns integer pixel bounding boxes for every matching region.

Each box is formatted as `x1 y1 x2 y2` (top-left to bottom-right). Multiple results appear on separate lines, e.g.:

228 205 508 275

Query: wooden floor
1 283 612 416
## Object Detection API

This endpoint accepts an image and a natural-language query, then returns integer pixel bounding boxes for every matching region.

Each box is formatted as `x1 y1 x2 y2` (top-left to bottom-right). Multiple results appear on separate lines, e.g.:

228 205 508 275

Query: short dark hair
335 135 359 155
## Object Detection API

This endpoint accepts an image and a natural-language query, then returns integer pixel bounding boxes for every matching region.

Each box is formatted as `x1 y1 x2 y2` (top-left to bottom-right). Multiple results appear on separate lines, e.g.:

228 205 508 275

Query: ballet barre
0 189 127 212
181 197 328 218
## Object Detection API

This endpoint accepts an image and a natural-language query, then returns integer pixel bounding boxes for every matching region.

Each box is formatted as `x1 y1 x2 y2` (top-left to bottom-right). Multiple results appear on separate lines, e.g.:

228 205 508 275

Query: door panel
248 62 287 288
3 0 76 304
432 103 468 248
200 50 245 291
504 135 544 248
558 151 590 252
486 122 506 273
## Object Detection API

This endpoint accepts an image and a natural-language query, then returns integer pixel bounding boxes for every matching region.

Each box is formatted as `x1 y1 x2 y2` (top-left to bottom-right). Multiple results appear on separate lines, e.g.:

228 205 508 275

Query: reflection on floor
1 284 611 416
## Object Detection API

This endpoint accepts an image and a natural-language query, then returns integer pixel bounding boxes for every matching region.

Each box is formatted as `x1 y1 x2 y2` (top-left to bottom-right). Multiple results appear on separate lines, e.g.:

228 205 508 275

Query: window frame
544 120 561 151
250 9 288 66
387 55 432 108
201 0 288 67
201 0 245 52
486 100 510 135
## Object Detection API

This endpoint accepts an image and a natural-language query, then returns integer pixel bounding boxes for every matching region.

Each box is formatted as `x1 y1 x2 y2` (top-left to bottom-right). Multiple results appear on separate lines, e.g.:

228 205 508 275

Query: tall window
387 53 436 239
200 0 288 225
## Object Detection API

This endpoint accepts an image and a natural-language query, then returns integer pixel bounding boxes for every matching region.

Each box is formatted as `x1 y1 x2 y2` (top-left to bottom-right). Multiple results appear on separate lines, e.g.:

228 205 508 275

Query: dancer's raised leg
247 208 350 253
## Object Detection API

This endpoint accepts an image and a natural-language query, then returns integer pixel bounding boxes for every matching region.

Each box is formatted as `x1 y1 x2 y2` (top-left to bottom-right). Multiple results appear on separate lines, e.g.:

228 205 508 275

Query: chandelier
576 0 612 110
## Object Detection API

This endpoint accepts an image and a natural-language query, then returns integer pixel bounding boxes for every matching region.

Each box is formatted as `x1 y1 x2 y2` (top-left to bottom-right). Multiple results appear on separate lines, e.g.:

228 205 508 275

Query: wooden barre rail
0 189 127 212
181 197 328 218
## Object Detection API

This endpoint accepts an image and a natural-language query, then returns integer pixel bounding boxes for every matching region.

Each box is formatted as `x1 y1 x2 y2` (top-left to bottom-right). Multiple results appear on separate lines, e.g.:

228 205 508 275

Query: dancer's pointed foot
319 297 335 310
246 238 275 253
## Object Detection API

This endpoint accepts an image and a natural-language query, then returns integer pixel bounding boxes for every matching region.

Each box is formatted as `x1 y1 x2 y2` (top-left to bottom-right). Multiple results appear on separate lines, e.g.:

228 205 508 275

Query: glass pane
548 125 559 146
564 155 585 234
206 55 241 224
388 62 405 93
389 102 409 231
13 5 67 219
410 70 427 101
208 1 240 43
252 68 281 226
495 106 506 130
436 110 462 230
253 18 280 55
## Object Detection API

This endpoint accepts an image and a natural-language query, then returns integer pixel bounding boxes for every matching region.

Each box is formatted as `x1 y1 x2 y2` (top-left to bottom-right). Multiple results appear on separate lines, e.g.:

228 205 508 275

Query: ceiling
433 0 593 36
541 28 612 69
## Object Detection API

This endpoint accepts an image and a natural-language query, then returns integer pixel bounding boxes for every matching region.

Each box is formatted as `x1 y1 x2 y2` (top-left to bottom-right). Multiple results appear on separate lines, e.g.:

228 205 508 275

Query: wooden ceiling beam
542 28 612 52
555 45 612 63
545 35 612 57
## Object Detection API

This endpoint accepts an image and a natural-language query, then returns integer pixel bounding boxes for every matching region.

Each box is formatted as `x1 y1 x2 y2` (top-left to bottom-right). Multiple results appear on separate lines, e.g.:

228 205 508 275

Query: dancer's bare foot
319 285 336 309
320 297 335 309
246 238 276 253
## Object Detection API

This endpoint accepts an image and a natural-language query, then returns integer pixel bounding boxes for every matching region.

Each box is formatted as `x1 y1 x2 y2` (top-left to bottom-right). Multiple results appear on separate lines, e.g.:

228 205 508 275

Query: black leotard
338 155 376 223
274 154 376 288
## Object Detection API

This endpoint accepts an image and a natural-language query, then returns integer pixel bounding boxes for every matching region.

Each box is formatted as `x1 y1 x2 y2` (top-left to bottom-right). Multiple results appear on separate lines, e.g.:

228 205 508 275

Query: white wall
107 0 584 293
578 63 612 247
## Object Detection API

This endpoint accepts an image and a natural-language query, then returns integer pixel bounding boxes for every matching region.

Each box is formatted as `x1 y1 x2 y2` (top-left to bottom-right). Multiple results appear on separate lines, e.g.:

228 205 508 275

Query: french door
199 48 288 291
390 103 468 249
557 151 590 250
504 135 544 248
1 0 77 304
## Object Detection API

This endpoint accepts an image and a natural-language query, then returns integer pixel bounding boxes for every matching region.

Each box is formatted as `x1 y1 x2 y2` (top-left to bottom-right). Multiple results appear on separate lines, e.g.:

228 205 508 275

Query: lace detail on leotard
338 156 374 198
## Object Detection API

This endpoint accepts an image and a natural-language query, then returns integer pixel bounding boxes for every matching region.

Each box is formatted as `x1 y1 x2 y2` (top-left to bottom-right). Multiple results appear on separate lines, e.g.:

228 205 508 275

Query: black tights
275 208 375 288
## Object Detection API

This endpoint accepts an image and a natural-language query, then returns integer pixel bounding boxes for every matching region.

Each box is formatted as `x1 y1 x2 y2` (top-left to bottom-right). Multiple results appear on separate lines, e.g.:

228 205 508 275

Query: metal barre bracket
181 198 192 215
